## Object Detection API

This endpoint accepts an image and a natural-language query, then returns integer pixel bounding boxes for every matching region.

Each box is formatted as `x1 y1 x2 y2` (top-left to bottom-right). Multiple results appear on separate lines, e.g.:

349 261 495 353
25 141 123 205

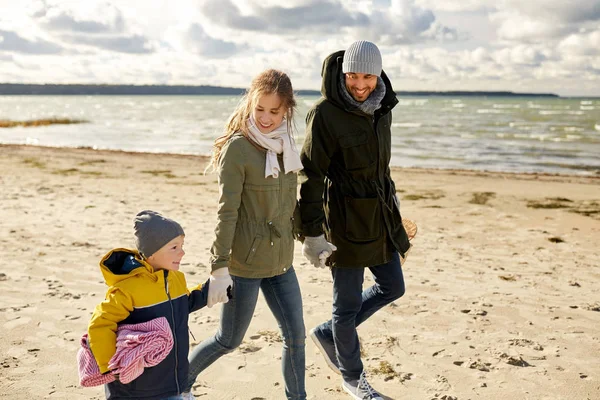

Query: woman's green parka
210 134 298 278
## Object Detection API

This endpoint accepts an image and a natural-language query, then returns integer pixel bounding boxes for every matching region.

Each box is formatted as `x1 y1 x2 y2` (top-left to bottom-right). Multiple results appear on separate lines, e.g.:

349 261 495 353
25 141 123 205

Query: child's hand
207 268 233 307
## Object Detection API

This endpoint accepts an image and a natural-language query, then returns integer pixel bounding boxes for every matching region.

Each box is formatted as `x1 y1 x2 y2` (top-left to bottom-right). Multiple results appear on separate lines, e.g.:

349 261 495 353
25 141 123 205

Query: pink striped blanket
77 316 174 387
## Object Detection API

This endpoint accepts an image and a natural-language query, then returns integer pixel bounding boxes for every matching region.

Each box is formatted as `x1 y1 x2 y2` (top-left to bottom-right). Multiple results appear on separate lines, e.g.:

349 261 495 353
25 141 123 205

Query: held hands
302 235 337 268
207 267 233 308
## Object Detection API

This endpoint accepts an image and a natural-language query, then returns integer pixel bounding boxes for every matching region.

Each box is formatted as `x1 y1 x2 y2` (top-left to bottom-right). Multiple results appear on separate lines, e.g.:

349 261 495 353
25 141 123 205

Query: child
186 69 307 400
86 210 213 400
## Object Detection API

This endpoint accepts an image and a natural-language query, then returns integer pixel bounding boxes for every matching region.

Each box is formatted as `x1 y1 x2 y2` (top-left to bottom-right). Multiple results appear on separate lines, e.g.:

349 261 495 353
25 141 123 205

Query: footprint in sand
239 343 262 353
4 316 32 330
253 330 282 343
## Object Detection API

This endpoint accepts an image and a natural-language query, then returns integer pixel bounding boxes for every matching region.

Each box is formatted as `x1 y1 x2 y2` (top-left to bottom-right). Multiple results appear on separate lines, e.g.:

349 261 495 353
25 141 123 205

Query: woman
186 69 306 400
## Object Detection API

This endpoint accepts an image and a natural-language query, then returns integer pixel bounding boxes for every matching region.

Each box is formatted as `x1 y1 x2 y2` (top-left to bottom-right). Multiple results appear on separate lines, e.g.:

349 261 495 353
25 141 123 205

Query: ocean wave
392 122 422 128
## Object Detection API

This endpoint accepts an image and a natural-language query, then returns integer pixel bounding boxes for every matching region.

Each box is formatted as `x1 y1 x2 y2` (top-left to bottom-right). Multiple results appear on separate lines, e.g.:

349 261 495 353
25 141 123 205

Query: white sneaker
181 392 195 400
309 327 341 375
342 371 383 400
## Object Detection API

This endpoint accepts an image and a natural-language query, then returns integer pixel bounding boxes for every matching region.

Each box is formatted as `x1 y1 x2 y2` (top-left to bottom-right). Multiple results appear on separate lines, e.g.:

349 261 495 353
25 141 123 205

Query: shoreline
2 143 599 184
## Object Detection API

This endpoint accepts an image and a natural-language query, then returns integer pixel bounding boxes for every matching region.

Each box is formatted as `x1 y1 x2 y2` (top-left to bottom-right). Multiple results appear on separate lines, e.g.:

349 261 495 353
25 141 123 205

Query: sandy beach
0 143 599 400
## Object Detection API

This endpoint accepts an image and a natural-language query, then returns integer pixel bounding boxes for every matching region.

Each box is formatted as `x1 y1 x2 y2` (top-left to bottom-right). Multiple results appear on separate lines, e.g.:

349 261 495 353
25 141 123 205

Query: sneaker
309 327 341 375
342 371 383 400
181 392 195 400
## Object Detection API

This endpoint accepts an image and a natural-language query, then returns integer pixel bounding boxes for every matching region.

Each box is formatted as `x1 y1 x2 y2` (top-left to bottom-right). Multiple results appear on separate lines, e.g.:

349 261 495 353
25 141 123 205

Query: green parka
210 134 298 278
299 50 411 268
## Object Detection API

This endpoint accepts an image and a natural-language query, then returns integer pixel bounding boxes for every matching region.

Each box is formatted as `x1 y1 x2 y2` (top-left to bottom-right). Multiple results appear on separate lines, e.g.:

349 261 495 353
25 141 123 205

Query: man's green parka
299 50 411 268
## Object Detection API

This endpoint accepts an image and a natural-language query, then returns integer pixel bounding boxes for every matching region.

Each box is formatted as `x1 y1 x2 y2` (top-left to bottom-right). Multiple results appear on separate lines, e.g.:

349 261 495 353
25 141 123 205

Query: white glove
302 235 337 268
207 267 233 308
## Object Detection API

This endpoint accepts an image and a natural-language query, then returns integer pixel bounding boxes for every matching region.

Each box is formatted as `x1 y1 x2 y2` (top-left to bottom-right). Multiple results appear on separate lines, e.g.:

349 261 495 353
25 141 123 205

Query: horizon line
0 83 574 97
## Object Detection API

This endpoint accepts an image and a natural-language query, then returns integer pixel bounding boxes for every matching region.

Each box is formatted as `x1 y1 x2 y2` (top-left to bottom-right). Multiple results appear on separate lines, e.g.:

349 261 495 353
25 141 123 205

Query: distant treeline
0 83 559 98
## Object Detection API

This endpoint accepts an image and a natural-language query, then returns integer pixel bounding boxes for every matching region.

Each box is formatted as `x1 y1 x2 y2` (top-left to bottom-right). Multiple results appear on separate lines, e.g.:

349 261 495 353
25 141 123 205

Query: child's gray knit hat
133 210 184 258
342 40 382 77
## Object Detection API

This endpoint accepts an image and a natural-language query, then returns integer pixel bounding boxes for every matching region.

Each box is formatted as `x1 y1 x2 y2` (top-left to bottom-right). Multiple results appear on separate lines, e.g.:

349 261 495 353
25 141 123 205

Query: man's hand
400 219 417 265
400 244 412 265
302 235 337 268
207 267 233 307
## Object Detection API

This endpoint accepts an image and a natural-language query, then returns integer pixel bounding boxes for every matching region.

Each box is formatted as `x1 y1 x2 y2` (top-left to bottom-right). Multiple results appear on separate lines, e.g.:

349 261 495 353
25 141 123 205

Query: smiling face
344 72 378 102
252 92 286 134
146 235 185 272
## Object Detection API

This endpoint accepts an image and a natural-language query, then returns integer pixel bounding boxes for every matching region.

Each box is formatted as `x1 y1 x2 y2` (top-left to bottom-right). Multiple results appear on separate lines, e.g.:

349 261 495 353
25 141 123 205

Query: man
298 40 412 400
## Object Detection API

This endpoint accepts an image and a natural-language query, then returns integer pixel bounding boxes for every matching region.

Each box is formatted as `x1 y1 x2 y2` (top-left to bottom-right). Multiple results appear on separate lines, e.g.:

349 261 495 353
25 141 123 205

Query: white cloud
491 0 600 43
558 30 600 56
199 0 458 45
0 0 599 95
33 3 125 34
174 23 242 58
414 0 492 13
501 0 600 24
0 29 62 54
59 33 154 54
27 1 155 53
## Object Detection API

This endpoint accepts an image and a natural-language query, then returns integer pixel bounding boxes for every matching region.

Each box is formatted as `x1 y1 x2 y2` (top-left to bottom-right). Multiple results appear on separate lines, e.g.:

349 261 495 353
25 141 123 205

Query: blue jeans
187 267 306 400
314 252 405 381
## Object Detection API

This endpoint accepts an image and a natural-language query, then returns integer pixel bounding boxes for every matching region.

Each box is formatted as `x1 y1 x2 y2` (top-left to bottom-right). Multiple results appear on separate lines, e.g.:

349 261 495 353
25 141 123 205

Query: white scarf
247 116 303 178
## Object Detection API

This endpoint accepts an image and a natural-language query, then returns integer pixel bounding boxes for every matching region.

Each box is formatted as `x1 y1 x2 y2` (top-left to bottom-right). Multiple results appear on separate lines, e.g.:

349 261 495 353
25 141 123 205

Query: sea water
0 95 598 175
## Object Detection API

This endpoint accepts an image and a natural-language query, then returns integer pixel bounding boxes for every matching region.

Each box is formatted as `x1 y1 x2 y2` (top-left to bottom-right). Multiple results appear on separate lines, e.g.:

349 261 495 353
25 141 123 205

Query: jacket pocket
344 197 382 242
339 131 373 171
291 201 303 241
245 234 263 264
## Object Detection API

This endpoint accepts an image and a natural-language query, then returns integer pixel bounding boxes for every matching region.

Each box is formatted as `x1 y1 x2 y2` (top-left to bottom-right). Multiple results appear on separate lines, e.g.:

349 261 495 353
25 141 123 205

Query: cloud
414 0 492 13
60 33 153 54
1 0 598 96
492 1 600 43
199 0 457 44
558 30 600 57
503 0 600 25
36 7 125 34
28 2 154 54
201 0 368 33
0 29 62 54
181 23 242 58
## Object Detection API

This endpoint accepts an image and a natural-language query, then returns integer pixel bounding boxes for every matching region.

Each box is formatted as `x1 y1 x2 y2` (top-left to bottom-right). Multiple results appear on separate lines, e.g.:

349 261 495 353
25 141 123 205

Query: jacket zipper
372 113 386 259
278 166 284 265
164 271 180 394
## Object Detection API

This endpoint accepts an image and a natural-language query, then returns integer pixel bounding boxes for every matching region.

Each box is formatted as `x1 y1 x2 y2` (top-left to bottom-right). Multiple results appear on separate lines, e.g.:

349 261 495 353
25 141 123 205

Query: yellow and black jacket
87 248 209 399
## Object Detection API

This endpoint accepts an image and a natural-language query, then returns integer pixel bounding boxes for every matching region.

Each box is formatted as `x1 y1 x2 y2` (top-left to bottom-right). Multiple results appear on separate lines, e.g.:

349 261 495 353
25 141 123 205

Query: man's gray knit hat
342 40 382 77
133 210 184 258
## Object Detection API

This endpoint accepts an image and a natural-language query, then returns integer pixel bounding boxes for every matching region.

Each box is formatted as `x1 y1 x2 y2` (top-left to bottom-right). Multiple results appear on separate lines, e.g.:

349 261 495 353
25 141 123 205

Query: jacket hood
320 50 399 112
99 248 155 286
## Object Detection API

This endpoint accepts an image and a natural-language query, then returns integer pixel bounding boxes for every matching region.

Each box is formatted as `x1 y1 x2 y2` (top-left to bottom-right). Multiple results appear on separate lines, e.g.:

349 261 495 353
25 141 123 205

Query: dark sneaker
342 371 384 400
309 327 341 375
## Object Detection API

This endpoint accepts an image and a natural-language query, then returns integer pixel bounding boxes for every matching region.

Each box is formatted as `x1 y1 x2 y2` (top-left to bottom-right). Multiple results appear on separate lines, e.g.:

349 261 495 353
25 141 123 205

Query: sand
1 144 599 400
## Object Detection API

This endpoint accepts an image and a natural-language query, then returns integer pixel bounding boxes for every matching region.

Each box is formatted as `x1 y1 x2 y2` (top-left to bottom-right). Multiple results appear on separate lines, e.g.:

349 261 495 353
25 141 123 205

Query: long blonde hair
208 69 297 170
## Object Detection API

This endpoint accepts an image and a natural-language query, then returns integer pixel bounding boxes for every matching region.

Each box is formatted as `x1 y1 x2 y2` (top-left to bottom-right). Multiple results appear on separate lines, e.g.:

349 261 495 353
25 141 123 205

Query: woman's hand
302 235 337 268
207 267 233 307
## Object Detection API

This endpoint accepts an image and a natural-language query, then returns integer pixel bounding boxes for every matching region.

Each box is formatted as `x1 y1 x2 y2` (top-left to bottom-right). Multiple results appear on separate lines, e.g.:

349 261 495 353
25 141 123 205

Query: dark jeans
314 252 405 381
186 267 306 400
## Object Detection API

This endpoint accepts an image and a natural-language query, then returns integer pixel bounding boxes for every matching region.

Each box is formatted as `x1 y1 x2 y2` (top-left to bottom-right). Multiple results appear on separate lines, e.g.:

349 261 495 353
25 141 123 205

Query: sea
1 95 599 176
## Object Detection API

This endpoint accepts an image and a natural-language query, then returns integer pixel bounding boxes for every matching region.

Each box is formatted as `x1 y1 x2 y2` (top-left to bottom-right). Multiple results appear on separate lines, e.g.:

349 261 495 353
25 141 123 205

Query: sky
0 0 599 96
